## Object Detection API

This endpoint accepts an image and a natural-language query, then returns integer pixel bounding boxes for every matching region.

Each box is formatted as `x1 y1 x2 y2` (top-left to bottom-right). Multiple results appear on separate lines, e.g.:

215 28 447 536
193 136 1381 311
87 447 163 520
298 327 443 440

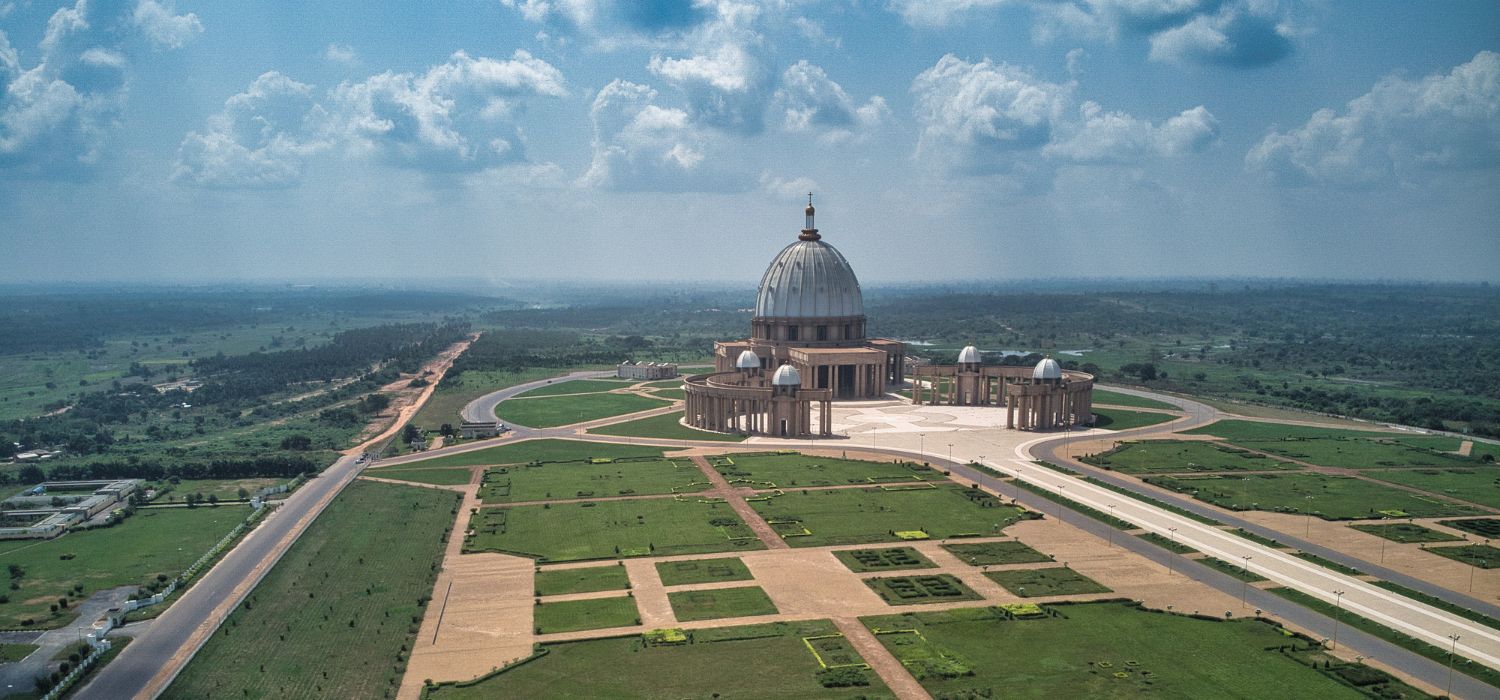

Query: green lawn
655 557 753 586
1144 472 1485 520
1231 439 1483 471
866 574 982 605
465 498 764 562
479 458 708 503
1350 522 1463 543
390 439 667 469
648 388 686 400
668 585 779 622
712 452 943 487
534 564 631 596
407 367 568 430
163 481 458 700
833 547 938 573
985 567 1110 597
0 643 38 662
1091 389 1178 410
749 486 1034 548
149 477 282 501
514 379 635 398
1084 440 1298 474
1200 557 1269 582
1091 407 1178 431
496 392 670 428
426 620 892 699
0 505 250 629
1426 544 1500 569
940 541 1052 566
535 596 640 633
587 412 745 442
1186 420 1400 441
863 601 1395 699
366 467 474 486
1438 518 1500 538
1365 468 1500 509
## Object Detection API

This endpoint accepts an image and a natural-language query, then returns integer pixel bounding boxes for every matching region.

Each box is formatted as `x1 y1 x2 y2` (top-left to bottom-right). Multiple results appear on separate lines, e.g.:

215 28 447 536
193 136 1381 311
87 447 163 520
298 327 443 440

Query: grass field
388 439 667 469
1091 389 1178 410
479 458 707 503
1365 468 1500 509
426 620 892 699
655 558 753 586
985 567 1110 597
749 486 1033 548
0 643 38 662
1144 472 1485 520
163 481 457 700
712 452 943 487
1438 518 1500 538
534 564 631 596
366 467 474 486
534 596 640 633
407 367 566 430
465 498 764 561
649 388 686 400
1349 522 1463 543
513 379 634 398
866 574 982 605
833 547 938 573
1228 438 1482 471
587 412 746 442
0 505 249 629
1186 420 1400 441
1084 440 1298 474
668 586 779 621
1426 544 1500 569
1092 408 1178 431
1199 557 1269 582
496 392 670 428
148 477 282 501
863 602 1394 699
940 541 1052 566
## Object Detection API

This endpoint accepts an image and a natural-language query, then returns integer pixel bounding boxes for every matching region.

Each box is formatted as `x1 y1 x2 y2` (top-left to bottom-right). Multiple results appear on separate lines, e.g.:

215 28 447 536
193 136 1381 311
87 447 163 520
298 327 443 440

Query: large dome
754 238 864 319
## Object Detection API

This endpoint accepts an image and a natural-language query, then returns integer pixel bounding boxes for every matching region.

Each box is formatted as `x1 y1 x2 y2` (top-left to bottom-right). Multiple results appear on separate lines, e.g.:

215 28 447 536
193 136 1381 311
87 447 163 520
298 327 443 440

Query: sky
1 0 1497 285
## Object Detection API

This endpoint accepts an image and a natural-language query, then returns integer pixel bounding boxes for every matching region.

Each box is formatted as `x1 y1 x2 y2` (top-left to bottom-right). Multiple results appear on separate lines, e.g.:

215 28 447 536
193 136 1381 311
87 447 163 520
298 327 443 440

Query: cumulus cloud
174 72 332 188
1147 3 1293 68
579 79 742 191
646 2 770 134
1246 51 1500 187
132 0 204 50
759 172 817 199
173 50 568 187
499 0 709 46
912 54 1215 175
323 43 359 66
772 60 886 139
890 0 1008 28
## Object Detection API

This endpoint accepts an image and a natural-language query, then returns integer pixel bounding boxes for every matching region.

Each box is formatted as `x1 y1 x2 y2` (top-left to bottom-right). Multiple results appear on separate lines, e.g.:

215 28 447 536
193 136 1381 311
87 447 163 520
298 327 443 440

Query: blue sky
1 1 1497 284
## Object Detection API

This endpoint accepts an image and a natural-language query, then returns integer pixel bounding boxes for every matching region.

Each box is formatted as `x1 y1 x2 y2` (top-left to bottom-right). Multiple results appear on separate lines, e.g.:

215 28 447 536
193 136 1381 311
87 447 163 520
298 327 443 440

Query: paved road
459 370 613 424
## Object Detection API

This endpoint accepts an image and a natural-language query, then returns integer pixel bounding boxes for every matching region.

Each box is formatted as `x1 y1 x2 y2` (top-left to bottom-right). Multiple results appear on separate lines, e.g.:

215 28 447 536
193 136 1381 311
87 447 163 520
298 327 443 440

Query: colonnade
1004 386 1093 430
682 374 833 437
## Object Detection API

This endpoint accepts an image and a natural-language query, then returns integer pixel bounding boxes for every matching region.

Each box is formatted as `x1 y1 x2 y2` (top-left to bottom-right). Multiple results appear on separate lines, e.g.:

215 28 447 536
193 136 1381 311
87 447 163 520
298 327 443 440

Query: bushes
817 667 871 688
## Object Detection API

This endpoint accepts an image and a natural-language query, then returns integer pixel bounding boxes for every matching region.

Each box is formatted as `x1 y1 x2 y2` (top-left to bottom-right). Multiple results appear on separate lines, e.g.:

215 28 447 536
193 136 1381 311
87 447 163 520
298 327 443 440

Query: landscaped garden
535 595 640 633
748 485 1034 548
985 567 1110 597
1425 544 1500 569
163 481 458 700
478 457 708 503
1365 468 1500 509
940 541 1052 566
710 452 942 487
1090 389 1178 410
390 439 667 470
1349 522 1463 543
425 620 891 699
496 392 670 428
1438 517 1500 538
0 505 251 629
587 412 745 442
833 547 938 573
1143 472 1485 520
668 586 779 622
1091 408 1177 431
1083 440 1298 474
655 557 754 586
465 498 764 561
534 564 631 596
865 575 982 605
512 379 634 398
365 466 475 486
862 601 1418 699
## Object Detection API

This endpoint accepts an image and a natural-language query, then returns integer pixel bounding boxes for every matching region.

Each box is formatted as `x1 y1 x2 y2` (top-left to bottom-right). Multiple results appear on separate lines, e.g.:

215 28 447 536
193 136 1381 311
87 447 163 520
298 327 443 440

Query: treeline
445 329 711 380
0 454 322 484
191 321 470 404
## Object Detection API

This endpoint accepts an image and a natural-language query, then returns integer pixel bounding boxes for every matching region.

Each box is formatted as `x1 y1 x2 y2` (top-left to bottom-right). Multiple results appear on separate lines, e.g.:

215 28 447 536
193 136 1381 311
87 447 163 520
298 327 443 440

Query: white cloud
912 54 1215 177
890 0 1008 28
580 79 743 192
132 0 204 50
323 43 359 66
1247 51 1500 186
773 60 886 140
759 172 817 199
645 2 770 134
174 72 332 188
1147 2 1293 67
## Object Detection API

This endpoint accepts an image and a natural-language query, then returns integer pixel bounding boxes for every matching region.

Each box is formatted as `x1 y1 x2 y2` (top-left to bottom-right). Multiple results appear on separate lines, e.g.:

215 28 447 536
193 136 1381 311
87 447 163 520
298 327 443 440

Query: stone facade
908 354 1094 430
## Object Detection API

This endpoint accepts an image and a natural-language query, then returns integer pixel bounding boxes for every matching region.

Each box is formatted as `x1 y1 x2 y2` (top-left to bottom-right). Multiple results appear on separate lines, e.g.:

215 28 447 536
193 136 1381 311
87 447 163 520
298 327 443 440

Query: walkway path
689 455 788 550
833 617 931 700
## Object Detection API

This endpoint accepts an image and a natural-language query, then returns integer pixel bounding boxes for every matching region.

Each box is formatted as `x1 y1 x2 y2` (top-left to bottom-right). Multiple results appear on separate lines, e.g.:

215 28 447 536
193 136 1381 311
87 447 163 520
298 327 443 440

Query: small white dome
957 345 981 364
736 350 760 369
772 364 802 386
1033 357 1062 380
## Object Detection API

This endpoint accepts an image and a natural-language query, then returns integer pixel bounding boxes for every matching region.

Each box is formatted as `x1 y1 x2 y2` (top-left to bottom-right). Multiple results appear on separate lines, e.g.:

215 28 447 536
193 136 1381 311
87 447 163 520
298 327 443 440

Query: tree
402 424 422 444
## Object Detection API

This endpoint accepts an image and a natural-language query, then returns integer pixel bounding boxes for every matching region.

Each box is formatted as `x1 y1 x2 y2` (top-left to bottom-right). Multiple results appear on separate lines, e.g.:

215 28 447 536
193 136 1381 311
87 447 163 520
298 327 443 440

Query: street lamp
1167 528 1179 575
1448 634 1463 699
1240 556 1253 608
1106 505 1117 547
919 432 925 459
1304 496 1316 538
947 443 954 464
1331 590 1346 650
1056 484 1066 524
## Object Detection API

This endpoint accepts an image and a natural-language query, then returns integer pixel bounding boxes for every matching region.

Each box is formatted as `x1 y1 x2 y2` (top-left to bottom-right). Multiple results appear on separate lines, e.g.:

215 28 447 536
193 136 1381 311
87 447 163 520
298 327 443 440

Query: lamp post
919 432 925 460
1331 590 1346 650
1106 505 1117 547
1304 496 1316 538
1240 556 1253 608
1447 634 1462 699
947 443 954 465
1056 484 1066 524
1167 528 1179 575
